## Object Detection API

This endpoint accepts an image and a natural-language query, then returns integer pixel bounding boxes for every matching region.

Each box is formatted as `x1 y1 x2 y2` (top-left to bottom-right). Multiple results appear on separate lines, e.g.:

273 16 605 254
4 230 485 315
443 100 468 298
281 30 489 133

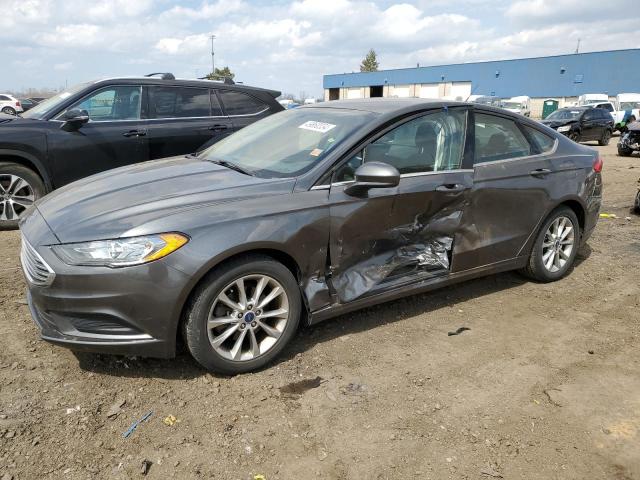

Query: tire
598 129 612 146
520 206 581 283
0 162 46 230
1 107 16 116
568 131 580 143
618 145 633 157
634 190 640 214
184 254 301 374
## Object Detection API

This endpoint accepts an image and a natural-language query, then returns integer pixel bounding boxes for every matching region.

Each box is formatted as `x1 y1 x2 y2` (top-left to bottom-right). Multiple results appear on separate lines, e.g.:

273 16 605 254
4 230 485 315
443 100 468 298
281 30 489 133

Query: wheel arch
0 149 52 191
171 245 308 353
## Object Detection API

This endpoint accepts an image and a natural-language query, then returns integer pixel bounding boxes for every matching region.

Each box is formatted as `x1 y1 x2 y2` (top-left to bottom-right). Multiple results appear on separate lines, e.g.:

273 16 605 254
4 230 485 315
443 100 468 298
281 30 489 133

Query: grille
20 238 55 287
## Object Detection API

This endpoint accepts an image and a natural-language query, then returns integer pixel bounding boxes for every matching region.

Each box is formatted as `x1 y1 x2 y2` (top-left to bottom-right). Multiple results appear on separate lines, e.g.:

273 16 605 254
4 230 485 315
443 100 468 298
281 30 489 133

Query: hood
540 119 574 128
36 155 296 243
626 121 640 132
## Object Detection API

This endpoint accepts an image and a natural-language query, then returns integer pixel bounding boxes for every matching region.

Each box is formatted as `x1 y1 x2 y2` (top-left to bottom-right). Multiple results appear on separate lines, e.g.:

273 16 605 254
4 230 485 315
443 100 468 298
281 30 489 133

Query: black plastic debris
447 327 470 336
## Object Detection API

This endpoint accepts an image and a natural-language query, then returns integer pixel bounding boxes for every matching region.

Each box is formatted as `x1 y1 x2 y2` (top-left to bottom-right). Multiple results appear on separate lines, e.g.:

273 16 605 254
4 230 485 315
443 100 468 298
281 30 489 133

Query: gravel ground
1 141 639 480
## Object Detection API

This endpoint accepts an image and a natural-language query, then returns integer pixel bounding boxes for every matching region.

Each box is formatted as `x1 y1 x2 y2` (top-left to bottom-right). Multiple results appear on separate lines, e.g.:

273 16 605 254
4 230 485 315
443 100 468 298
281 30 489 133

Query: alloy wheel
0 174 35 221
207 274 290 361
541 216 575 273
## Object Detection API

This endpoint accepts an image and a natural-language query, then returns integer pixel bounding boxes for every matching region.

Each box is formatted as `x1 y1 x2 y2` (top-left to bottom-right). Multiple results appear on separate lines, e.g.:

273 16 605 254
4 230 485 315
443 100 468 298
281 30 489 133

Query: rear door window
218 90 268 116
474 112 532 163
148 86 211 118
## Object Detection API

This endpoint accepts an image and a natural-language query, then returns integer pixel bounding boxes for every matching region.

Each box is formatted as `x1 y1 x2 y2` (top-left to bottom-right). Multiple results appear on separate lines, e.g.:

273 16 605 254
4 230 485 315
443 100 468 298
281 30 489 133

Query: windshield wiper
208 159 255 176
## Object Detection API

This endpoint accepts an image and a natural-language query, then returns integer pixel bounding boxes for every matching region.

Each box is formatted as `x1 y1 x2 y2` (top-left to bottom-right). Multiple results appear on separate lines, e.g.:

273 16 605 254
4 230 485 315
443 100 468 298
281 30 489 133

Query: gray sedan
20 99 603 374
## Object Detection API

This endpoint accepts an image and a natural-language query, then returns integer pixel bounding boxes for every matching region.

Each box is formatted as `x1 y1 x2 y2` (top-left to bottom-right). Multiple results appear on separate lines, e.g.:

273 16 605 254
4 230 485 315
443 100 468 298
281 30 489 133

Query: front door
327 107 473 303
49 85 148 187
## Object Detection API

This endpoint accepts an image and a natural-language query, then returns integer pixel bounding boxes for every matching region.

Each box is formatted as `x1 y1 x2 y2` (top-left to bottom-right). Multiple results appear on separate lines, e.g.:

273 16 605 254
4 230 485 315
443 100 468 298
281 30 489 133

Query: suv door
580 109 598 140
144 85 233 158
217 89 272 132
460 110 557 270
327 107 473 303
49 85 148 186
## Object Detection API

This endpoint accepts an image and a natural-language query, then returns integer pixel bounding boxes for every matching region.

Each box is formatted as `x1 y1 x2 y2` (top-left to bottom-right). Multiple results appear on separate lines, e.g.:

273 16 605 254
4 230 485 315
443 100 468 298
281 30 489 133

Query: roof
323 49 640 98
304 97 455 114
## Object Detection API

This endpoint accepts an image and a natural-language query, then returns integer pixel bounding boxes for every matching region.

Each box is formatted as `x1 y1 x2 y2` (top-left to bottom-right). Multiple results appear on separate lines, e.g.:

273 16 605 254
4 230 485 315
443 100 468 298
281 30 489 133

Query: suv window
0 95 10 101
522 125 555 154
65 86 142 121
218 90 268 116
474 113 532 163
334 108 467 179
149 86 214 118
596 103 613 112
583 109 597 121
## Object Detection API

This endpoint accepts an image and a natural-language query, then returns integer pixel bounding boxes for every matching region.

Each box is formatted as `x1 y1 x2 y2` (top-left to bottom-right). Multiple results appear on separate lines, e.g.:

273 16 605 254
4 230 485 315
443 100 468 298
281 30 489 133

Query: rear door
217 89 272 133
327 107 473 303
459 110 556 270
48 84 148 186
580 109 599 140
144 85 233 159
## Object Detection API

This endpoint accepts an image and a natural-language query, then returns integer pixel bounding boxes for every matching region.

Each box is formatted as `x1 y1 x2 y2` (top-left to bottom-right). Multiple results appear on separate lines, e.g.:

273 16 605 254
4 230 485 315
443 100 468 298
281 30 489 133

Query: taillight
593 155 603 173
15 101 20 107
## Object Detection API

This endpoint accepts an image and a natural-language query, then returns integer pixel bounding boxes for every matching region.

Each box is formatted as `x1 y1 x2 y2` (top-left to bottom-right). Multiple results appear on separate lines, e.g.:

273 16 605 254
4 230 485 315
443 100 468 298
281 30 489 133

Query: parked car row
18 95 603 373
0 74 283 228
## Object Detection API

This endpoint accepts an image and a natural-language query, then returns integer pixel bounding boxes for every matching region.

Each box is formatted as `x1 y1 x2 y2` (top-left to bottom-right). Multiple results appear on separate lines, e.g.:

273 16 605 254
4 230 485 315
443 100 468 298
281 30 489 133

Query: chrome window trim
311 168 475 190
51 115 231 124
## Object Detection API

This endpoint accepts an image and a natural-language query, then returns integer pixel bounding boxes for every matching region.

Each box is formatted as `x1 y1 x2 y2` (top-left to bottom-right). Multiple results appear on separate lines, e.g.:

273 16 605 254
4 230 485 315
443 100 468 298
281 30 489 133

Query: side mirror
344 161 400 196
60 109 90 132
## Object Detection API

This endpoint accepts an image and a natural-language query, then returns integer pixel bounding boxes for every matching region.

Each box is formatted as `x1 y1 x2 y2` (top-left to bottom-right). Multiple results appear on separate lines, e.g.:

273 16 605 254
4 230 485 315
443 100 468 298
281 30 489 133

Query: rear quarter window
218 90 268 116
522 125 556 154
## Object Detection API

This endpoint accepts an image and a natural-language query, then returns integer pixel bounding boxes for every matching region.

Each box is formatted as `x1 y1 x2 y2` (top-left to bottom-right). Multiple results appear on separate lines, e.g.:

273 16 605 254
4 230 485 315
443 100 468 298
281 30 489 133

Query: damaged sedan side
20 98 602 374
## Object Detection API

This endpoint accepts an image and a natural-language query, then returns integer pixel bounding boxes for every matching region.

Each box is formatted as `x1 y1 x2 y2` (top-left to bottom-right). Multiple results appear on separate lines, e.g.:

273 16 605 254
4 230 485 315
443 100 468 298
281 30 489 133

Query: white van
578 93 608 106
501 96 531 116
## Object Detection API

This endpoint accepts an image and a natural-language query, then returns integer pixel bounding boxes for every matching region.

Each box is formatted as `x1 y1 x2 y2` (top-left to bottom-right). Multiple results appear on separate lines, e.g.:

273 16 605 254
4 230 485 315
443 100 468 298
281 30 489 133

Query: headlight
556 125 571 133
52 233 189 267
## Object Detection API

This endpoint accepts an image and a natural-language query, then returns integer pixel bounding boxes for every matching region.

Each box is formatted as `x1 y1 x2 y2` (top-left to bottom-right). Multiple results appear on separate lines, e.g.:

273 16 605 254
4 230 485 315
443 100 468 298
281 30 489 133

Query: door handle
122 129 146 137
529 168 551 177
208 124 229 131
436 183 466 192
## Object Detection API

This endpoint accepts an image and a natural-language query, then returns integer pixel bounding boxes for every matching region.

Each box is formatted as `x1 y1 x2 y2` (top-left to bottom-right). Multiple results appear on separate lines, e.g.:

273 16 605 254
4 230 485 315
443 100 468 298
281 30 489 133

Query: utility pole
210 34 216 75
575 38 581 54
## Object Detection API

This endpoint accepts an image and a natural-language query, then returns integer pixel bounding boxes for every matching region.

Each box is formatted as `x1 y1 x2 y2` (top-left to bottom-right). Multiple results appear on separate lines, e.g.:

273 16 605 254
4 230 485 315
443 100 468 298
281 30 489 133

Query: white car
0 94 23 115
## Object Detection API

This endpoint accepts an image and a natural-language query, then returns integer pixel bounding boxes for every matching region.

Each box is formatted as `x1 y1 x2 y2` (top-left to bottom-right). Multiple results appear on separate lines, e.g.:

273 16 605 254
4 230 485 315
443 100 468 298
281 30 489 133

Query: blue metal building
323 49 640 101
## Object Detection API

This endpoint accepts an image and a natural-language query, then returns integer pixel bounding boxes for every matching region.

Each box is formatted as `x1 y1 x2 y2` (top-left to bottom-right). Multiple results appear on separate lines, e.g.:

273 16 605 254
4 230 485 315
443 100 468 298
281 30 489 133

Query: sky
2 0 640 97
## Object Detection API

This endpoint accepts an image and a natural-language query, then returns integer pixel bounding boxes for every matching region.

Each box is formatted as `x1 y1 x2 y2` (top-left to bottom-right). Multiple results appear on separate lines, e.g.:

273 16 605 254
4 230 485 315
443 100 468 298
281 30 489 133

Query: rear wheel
521 207 580 282
0 163 45 230
184 255 301 374
1 107 16 116
598 129 612 146
618 145 633 157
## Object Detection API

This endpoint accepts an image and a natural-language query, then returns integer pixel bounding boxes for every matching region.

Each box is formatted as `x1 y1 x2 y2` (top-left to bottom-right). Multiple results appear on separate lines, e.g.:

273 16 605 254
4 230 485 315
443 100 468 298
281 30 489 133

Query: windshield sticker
59 92 71 99
310 148 323 157
299 121 336 133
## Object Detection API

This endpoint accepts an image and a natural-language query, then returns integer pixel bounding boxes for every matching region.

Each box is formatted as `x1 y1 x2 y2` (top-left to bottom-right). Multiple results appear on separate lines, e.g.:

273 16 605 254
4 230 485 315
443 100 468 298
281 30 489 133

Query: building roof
304 97 454 113
323 49 640 98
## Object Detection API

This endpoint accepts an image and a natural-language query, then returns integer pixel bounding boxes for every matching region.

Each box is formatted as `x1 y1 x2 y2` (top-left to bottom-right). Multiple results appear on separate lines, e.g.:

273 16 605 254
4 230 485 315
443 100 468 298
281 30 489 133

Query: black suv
0 74 282 228
540 106 614 145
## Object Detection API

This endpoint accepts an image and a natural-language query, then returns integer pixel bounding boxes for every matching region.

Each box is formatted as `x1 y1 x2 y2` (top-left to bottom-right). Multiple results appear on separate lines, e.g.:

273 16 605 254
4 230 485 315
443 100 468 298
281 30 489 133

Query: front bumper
20 209 192 359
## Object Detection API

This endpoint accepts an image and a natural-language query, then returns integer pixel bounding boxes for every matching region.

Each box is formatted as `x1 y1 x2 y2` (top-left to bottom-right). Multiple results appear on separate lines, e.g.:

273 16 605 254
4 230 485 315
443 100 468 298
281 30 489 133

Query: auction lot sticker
299 121 336 133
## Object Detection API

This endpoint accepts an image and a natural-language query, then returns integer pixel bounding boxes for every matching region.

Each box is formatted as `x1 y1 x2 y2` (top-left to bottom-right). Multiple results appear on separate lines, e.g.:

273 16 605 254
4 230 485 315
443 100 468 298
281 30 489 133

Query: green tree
360 49 379 72
206 66 235 81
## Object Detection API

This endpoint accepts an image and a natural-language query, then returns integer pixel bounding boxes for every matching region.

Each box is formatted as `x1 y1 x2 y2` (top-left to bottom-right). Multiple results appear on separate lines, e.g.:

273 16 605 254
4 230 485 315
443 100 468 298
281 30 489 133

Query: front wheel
0 163 45 230
520 207 580 282
618 145 633 157
568 131 580 143
598 129 612 146
184 255 301 374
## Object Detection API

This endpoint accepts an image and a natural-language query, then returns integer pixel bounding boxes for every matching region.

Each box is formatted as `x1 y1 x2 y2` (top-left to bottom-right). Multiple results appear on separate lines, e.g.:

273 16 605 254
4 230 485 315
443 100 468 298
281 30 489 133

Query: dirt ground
1 141 639 480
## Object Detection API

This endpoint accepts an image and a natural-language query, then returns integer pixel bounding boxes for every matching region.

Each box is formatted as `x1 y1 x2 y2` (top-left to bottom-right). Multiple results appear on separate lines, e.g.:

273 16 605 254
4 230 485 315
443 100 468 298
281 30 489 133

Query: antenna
575 38 581 54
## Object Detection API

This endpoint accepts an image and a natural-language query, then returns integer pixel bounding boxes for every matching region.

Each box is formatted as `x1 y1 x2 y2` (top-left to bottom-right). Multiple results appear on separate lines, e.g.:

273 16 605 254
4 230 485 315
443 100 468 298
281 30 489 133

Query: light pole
210 34 216 76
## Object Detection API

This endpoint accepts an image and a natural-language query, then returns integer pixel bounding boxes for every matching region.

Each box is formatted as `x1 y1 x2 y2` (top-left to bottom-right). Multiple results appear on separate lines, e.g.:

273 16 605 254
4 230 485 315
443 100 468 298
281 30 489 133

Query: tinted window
218 90 268 116
361 109 467 175
474 113 532 163
583 110 597 121
149 87 212 118
66 86 141 121
523 125 555 153
597 103 613 112
0 95 11 101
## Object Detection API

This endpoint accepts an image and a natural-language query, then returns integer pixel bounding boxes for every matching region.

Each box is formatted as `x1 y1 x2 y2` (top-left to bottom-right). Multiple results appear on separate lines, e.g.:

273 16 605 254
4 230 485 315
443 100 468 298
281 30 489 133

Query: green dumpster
542 99 559 119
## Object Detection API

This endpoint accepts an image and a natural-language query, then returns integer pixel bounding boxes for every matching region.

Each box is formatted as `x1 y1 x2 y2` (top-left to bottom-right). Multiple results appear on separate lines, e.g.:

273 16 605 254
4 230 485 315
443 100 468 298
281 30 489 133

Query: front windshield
22 82 90 120
502 102 521 109
199 108 376 178
547 109 582 120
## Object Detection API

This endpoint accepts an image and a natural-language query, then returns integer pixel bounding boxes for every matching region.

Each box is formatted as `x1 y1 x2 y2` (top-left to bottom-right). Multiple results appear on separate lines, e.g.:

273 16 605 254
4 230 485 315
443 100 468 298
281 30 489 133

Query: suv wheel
184 255 301 374
521 207 580 282
618 145 633 157
0 163 45 230
1 107 16 116
568 131 580 143
598 129 612 146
